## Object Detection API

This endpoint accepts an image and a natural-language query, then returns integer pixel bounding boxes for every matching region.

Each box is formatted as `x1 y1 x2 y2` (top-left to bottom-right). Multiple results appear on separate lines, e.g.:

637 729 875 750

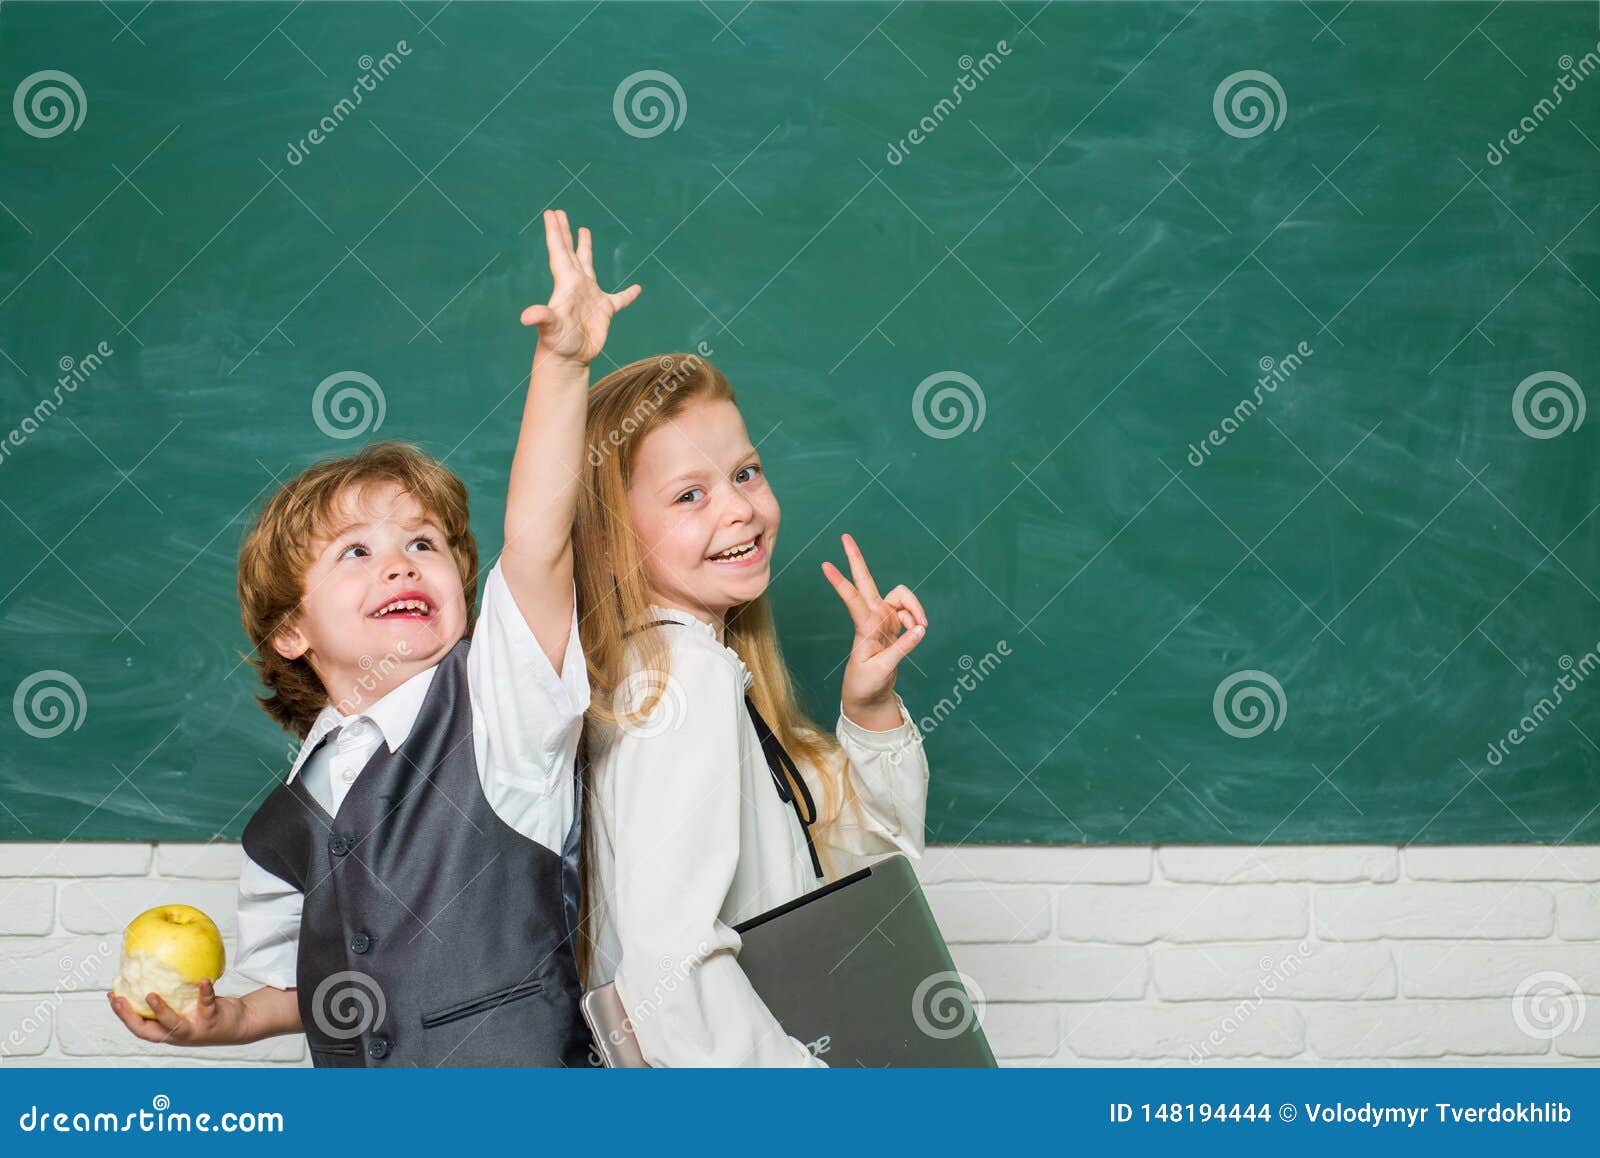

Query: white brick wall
2 842 1596 1066
0 842 303 1067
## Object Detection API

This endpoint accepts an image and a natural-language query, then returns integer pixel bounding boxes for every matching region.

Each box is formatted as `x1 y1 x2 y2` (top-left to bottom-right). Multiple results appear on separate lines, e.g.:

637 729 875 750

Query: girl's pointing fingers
840 533 881 602
821 560 870 628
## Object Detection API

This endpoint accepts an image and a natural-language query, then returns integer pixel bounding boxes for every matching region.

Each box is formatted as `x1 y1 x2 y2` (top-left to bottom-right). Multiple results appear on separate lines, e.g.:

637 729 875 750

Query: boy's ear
271 623 309 661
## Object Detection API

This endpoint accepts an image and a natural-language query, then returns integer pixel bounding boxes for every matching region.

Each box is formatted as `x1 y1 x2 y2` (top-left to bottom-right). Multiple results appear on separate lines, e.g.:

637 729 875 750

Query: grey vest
241 639 593 1067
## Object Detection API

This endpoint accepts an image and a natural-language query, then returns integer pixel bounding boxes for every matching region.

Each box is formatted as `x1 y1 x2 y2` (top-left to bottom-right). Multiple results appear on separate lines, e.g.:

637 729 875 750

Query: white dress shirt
232 561 591 990
583 604 930 1067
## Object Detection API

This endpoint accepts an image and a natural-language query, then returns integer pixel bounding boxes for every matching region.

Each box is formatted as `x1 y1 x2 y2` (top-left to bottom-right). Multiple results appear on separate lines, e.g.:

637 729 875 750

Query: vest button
350 933 372 954
329 835 352 856
367 1037 390 1060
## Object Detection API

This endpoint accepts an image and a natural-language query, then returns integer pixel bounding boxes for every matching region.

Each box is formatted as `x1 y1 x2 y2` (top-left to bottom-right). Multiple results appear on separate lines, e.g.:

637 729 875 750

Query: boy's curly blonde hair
238 441 479 738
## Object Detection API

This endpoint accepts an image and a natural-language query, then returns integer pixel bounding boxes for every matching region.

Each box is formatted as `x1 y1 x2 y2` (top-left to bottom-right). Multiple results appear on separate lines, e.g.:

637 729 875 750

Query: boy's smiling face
272 480 468 712
626 397 780 630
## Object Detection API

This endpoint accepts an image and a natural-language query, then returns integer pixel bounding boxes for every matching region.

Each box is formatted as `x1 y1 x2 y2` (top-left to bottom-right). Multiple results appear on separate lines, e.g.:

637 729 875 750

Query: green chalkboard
2 1 1597 844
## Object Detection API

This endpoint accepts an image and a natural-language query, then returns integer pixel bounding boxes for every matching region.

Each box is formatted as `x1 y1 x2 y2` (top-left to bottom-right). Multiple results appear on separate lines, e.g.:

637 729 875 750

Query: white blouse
583 604 930 1067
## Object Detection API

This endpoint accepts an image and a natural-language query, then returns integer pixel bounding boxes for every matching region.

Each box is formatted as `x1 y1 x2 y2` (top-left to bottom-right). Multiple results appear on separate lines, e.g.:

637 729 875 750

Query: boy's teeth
376 599 429 616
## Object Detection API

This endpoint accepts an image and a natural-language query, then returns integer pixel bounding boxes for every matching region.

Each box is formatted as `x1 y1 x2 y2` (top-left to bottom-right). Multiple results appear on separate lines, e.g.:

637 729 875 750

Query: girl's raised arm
502 209 641 673
812 532 932 871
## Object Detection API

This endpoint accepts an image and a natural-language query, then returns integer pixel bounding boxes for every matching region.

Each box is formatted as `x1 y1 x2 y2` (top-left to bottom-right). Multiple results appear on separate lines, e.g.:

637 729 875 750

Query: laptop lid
582 854 994 1067
734 853 994 1067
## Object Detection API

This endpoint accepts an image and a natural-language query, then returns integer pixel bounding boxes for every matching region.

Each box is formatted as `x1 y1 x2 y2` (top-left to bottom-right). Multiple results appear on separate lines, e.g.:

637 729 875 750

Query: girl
521 213 933 1067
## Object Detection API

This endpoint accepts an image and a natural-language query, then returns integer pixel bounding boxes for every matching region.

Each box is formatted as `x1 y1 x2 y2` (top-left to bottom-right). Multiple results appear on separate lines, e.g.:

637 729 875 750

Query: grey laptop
581 853 996 1067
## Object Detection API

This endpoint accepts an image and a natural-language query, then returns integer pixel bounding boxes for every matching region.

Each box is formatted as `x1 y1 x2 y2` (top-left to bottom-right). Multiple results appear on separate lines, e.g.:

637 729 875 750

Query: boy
108 210 641 1065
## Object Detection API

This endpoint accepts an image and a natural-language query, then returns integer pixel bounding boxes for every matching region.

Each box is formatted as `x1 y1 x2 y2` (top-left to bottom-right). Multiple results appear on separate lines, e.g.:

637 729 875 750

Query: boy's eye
676 487 704 504
337 536 436 560
736 464 762 484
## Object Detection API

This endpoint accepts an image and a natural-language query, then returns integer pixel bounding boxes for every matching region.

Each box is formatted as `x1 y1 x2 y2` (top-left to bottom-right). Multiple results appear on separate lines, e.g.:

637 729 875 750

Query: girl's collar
645 602 725 645
645 603 752 692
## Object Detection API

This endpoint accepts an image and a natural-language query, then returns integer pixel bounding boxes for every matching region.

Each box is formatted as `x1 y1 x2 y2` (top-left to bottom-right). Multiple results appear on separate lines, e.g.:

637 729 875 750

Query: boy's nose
382 555 419 580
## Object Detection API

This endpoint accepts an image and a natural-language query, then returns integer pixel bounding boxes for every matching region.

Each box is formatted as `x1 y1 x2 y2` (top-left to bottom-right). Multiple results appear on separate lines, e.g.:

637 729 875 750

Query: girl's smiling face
626 397 780 628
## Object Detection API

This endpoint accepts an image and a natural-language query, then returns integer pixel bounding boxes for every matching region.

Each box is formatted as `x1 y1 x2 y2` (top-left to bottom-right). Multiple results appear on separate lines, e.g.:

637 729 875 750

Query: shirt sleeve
467 560 591 855
232 852 301 990
805 693 930 877
609 642 825 1068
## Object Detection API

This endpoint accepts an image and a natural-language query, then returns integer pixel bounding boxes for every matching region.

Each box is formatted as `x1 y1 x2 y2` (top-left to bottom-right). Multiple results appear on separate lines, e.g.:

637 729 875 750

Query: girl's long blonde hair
574 352 851 977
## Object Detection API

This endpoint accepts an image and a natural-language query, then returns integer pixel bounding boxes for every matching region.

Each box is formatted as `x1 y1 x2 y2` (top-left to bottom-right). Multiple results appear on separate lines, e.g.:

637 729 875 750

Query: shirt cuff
836 693 922 751
231 961 298 991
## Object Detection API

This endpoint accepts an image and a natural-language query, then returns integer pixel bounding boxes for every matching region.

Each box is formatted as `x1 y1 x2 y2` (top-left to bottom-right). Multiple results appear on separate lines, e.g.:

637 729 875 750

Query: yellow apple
111 904 226 1019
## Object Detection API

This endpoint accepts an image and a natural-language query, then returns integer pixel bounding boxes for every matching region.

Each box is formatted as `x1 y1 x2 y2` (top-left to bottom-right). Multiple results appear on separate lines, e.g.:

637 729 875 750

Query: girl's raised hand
519 209 641 366
821 533 928 725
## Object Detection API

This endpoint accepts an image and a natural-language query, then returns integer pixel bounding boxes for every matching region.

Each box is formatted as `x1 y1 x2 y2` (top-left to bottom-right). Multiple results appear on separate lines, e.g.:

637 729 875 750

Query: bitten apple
111 904 226 1018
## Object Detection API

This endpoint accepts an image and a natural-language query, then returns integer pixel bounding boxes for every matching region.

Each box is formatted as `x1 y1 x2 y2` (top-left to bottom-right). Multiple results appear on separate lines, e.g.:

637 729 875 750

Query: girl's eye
736 464 762 484
408 536 436 552
339 543 369 560
676 487 704 504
